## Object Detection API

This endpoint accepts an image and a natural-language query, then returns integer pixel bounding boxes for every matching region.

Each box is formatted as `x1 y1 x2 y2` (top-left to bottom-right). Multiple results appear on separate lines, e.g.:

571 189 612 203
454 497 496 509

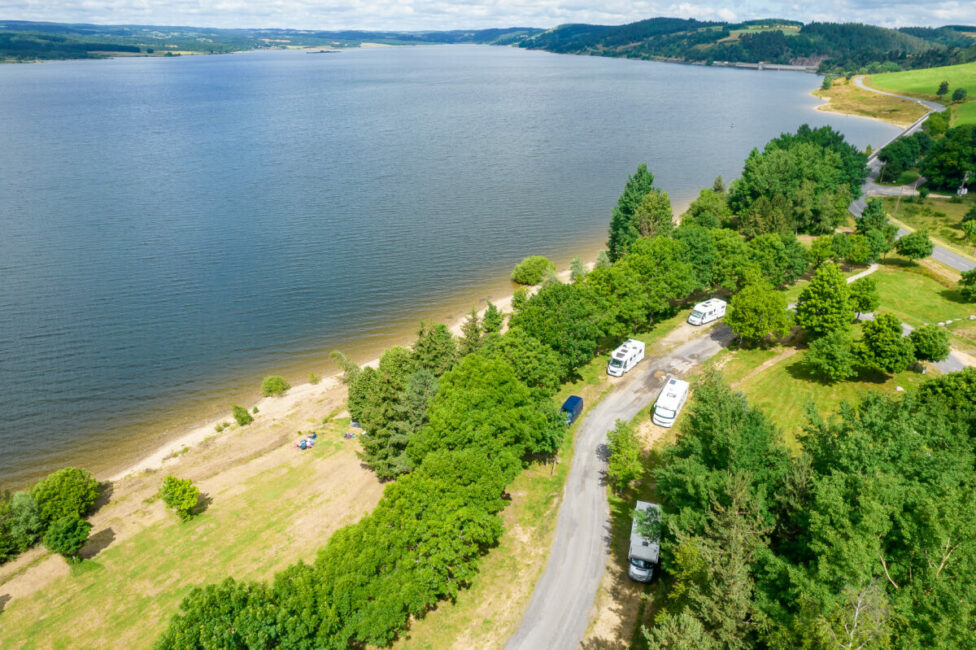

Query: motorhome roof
630 501 661 562
693 298 725 311
612 339 642 360
656 378 690 411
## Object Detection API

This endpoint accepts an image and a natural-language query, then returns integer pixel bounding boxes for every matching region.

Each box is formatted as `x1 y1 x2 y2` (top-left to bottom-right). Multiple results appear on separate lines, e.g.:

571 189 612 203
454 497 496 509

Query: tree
43 514 91 563
382 368 439 477
159 476 201 521
937 80 950 97
596 250 612 269
805 327 856 383
480 327 563 398
725 281 793 346
821 75 832 90
895 230 934 262
510 255 555 285
921 125 976 191
676 224 718 291
849 275 880 318
412 322 457 376
633 189 674 238
961 268 976 302
857 197 887 233
357 346 416 477
608 163 655 260
747 233 809 287
796 262 851 338
569 256 586 281
855 312 916 374
865 226 896 261
910 324 950 362
952 88 968 102
844 234 874 266
808 235 835 267
644 608 719 650
459 309 483 356
30 467 100 527
261 375 290 397
232 405 253 426
606 419 642 494
329 350 360 384
962 220 976 252
482 302 504 335
686 188 731 229
8 492 45 553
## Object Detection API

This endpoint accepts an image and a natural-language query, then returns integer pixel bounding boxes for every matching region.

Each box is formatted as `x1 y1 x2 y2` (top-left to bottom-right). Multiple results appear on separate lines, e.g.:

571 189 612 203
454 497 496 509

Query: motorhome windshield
610 359 623 367
656 408 676 418
690 310 704 319
629 557 653 569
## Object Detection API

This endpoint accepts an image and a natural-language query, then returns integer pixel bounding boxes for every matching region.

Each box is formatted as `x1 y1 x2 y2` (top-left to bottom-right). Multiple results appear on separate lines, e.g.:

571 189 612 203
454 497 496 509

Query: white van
688 298 727 326
607 339 645 377
652 377 690 427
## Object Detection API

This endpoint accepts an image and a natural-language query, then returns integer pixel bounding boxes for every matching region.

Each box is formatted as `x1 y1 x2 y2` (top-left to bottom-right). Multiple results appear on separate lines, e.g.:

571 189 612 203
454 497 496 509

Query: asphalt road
505 324 734 650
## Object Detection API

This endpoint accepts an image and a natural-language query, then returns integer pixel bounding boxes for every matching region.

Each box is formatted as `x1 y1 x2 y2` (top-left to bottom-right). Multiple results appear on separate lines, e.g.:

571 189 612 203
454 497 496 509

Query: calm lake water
0 45 899 487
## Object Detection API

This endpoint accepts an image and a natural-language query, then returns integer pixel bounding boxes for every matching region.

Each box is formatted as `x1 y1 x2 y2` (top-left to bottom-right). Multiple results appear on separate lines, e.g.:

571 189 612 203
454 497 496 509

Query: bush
43 514 91 563
30 467 100 527
309 372 321 385
261 375 290 397
232 405 253 426
961 269 976 302
510 255 555 285
910 325 950 362
159 476 201 522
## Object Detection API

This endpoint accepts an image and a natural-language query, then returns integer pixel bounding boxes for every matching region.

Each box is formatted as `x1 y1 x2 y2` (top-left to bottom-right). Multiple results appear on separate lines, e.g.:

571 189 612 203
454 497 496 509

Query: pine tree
607 163 655 261
481 302 504 335
569 256 586 282
459 309 482 356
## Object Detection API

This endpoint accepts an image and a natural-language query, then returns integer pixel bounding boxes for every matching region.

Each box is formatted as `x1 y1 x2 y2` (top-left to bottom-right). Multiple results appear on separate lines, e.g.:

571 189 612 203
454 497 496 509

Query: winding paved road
505 325 734 650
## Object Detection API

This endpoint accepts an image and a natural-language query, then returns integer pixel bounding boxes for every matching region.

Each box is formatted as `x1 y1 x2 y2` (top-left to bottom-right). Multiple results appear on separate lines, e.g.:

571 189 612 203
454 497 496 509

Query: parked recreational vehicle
561 395 583 426
628 501 662 582
688 298 726 326
607 339 645 377
652 377 690 428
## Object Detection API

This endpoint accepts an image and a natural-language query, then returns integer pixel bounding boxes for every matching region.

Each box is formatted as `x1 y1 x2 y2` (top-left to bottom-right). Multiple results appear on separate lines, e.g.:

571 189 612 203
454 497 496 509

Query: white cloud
0 0 973 30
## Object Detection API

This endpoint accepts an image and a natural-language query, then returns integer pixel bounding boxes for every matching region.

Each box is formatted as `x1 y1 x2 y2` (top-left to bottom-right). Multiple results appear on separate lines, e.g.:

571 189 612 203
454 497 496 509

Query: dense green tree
710 229 761 293
805 327 856 383
909 324 950 362
952 87 968 102
855 313 916 374
808 235 835 268
895 229 934 262
613 236 697 318
381 368 439 477
357 346 416 477
347 365 378 425
633 188 675 239
844 234 874 266
739 195 791 239
830 231 853 262
725 281 793 346
412 322 457 376
960 268 976 302
921 125 976 191
510 281 604 377
747 233 808 288
8 491 45 553
159 476 201 521
644 608 719 650
480 327 563 398
961 220 976 251
30 467 100 527
796 262 852 338
686 187 731 229
606 419 642 494
937 80 950 97
510 255 555 285
608 163 655 260
849 275 880 318
155 578 278 649
675 224 718 291
857 197 888 233
458 309 483 356
595 250 611 269
481 302 504 336
43 514 92 562
865 226 897 261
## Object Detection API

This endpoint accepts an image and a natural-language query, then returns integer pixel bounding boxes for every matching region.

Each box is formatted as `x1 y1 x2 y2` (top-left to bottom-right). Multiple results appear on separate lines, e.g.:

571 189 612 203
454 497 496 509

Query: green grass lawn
868 61 976 126
883 196 976 261
872 265 975 329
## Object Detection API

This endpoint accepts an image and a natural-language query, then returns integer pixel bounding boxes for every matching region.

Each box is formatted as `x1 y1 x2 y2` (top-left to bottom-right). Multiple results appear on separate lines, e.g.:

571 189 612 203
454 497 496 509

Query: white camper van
607 339 645 377
688 298 727 326
652 377 690 428
628 501 662 582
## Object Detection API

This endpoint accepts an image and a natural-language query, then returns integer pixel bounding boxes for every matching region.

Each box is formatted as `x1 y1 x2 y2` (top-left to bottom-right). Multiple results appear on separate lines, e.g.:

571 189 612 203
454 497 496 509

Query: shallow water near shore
0 45 899 487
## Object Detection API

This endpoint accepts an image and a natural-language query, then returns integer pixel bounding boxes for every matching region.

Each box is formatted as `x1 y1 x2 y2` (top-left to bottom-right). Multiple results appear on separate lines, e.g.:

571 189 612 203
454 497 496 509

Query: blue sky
1 0 974 31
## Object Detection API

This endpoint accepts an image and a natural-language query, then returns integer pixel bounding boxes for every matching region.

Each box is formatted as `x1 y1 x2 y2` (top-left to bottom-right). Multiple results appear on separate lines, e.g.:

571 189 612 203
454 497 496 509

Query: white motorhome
652 377 690 428
607 339 645 377
688 298 727 326
628 501 662 582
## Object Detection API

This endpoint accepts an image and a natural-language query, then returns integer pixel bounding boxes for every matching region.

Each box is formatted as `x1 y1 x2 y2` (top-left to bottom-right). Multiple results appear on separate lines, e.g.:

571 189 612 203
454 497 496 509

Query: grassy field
813 76 928 127
867 61 976 126
882 196 976 261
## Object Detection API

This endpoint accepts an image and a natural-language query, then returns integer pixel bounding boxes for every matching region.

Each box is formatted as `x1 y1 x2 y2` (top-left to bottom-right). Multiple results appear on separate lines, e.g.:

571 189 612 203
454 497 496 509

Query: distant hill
0 20 542 61
518 18 976 73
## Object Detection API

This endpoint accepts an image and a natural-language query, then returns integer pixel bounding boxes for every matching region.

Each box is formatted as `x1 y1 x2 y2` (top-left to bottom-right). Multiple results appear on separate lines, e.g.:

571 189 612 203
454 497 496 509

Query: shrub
43 514 91 563
960 269 976 302
232 405 253 426
510 256 555 285
910 325 950 362
309 372 321 385
252 406 259 414
30 467 100 527
159 476 201 522
261 375 290 397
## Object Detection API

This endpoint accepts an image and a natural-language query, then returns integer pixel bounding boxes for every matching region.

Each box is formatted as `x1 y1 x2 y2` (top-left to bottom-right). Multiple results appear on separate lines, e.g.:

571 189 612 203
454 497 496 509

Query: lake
0 45 899 487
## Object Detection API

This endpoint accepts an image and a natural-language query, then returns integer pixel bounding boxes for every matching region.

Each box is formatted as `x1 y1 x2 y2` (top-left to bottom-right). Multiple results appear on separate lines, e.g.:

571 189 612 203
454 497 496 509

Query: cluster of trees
727 125 868 235
876 115 976 193
517 17 976 73
0 467 100 564
877 131 932 183
648 368 976 647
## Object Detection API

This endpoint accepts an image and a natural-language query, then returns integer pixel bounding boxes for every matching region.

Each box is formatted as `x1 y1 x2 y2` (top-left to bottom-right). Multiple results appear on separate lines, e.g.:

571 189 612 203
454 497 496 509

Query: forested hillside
519 18 976 73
